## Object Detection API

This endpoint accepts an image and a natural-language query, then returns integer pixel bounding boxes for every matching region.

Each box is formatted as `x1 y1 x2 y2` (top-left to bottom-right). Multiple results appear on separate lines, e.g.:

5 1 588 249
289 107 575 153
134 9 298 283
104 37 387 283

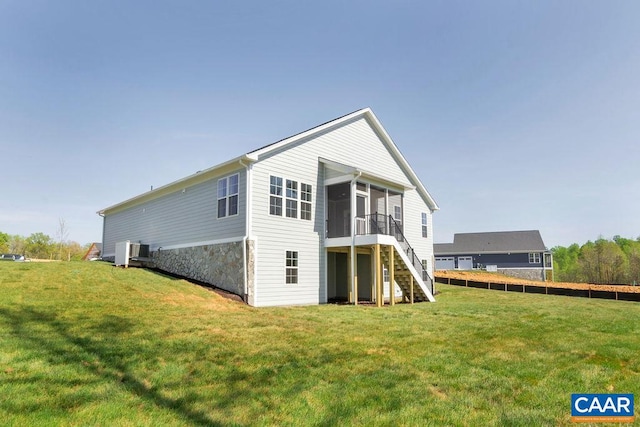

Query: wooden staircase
380 242 434 303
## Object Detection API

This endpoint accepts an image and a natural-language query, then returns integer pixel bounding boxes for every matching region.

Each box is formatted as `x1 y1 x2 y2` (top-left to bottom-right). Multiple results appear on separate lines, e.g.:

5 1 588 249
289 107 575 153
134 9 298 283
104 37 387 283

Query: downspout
350 171 362 304
98 211 106 259
239 158 252 304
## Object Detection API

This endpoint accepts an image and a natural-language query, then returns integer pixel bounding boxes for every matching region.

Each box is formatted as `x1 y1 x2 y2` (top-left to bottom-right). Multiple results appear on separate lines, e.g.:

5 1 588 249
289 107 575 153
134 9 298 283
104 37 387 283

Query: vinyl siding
103 169 246 256
250 116 430 306
251 162 325 307
401 190 435 276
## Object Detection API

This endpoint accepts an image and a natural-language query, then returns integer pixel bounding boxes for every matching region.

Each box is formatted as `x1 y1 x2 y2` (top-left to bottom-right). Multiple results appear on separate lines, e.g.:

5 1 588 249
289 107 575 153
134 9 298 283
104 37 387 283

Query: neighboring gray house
434 230 553 281
98 108 439 307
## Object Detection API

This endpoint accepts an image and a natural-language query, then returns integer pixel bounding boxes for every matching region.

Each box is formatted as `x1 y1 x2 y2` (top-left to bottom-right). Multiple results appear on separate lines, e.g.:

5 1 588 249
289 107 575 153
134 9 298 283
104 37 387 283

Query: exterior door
356 194 368 235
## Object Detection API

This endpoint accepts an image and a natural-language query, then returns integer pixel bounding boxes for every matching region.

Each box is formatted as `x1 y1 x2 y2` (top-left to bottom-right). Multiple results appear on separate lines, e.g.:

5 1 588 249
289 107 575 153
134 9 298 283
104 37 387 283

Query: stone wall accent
498 268 546 282
246 240 256 304
152 241 245 296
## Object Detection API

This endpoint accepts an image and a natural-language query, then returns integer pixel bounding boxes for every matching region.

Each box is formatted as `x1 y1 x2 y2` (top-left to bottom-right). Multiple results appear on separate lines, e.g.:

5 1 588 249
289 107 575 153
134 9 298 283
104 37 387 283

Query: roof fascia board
250 108 438 211
98 154 257 215
250 109 369 159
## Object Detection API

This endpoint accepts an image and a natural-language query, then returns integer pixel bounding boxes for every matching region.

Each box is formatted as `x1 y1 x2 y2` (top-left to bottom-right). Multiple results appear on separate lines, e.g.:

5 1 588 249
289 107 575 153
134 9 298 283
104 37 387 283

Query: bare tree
56 218 69 261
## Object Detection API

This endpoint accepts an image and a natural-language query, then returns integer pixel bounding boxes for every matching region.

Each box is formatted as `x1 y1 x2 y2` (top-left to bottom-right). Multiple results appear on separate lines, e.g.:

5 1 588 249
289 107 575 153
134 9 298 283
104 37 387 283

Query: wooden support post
347 247 352 304
375 244 382 307
389 245 395 306
410 275 414 304
353 248 358 306
370 248 376 303
354 276 358 305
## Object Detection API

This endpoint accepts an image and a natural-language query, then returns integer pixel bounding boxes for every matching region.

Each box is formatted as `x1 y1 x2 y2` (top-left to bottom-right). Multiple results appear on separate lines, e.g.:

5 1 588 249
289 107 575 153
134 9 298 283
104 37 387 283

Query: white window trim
217 173 239 219
421 212 428 238
269 175 283 216
285 250 299 284
529 253 541 264
269 174 312 221
285 179 298 218
393 205 402 222
301 183 312 221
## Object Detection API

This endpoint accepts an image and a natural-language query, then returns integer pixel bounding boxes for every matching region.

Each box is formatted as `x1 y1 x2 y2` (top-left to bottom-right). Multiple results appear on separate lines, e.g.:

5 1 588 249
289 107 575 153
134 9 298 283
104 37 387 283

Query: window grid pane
218 179 227 198
286 251 298 284
286 199 297 218
301 183 312 202
217 198 227 218
270 176 282 196
422 213 428 238
229 174 239 195
270 176 283 216
270 196 282 216
301 202 311 220
229 195 238 216
286 180 298 199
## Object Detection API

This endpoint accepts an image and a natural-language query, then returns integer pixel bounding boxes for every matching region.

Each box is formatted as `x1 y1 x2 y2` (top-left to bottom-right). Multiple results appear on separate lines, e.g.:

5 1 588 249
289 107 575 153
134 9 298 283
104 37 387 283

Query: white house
98 108 439 307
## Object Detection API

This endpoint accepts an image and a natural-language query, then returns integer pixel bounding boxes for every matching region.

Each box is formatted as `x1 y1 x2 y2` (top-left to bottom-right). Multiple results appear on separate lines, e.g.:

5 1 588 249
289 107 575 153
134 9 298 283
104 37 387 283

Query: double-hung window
217 174 239 218
301 183 312 220
286 251 298 284
270 176 283 216
529 253 541 264
421 213 428 238
286 179 298 218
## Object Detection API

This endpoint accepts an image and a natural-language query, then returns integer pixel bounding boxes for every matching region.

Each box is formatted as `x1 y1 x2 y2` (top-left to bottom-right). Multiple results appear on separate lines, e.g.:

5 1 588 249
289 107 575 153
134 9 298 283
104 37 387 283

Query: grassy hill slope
1 262 639 426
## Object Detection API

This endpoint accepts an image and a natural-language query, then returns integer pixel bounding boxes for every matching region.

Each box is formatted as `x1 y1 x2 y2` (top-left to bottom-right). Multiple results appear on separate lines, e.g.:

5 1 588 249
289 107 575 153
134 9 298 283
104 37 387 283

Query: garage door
435 257 455 270
457 256 473 270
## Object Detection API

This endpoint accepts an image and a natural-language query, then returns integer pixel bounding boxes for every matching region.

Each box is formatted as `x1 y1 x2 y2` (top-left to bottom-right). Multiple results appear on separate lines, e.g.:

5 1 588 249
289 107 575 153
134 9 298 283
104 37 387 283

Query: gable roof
98 108 438 215
434 230 548 255
248 108 438 210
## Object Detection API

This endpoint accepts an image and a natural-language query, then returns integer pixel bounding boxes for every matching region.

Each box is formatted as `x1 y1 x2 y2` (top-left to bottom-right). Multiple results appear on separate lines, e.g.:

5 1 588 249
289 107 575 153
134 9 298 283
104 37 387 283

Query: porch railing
355 213 434 295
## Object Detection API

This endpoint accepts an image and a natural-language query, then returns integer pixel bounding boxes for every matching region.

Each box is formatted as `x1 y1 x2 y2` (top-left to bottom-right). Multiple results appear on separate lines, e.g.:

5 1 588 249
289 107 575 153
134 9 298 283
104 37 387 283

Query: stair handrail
386 214 434 295
356 213 434 295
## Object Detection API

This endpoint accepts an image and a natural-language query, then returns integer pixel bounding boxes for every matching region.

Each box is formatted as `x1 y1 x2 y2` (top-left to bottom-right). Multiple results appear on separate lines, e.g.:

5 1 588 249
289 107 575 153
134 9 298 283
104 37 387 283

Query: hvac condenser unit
115 241 130 267
115 241 151 267
129 243 150 258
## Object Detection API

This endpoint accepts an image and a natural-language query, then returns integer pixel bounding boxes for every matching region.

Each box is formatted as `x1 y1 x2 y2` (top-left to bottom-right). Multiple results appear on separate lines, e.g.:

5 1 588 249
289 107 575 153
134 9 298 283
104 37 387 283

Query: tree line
552 236 640 285
0 229 90 261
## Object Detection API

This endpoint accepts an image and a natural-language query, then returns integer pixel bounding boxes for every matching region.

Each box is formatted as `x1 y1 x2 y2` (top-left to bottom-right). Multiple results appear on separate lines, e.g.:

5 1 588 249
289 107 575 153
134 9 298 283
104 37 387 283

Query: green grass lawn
1 261 639 426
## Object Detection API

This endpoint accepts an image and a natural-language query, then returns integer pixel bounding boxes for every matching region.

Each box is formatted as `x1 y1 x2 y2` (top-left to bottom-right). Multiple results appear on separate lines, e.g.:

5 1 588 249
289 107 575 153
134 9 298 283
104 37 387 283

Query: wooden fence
434 275 640 302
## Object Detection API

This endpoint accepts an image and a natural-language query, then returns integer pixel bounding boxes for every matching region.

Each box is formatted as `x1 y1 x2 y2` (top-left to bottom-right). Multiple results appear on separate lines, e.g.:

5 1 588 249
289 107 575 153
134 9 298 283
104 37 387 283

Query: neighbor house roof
98 108 439 215
434 230 548 255
82 242 102 260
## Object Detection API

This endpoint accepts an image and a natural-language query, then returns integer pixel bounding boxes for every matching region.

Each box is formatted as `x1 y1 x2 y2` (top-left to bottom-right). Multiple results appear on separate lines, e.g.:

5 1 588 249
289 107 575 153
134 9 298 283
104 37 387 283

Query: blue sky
1 0 638 248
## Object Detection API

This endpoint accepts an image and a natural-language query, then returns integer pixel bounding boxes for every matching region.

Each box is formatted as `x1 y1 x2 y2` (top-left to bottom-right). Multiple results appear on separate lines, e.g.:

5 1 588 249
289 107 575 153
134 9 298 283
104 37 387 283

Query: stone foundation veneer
498 268 546 282
152 241 245 297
